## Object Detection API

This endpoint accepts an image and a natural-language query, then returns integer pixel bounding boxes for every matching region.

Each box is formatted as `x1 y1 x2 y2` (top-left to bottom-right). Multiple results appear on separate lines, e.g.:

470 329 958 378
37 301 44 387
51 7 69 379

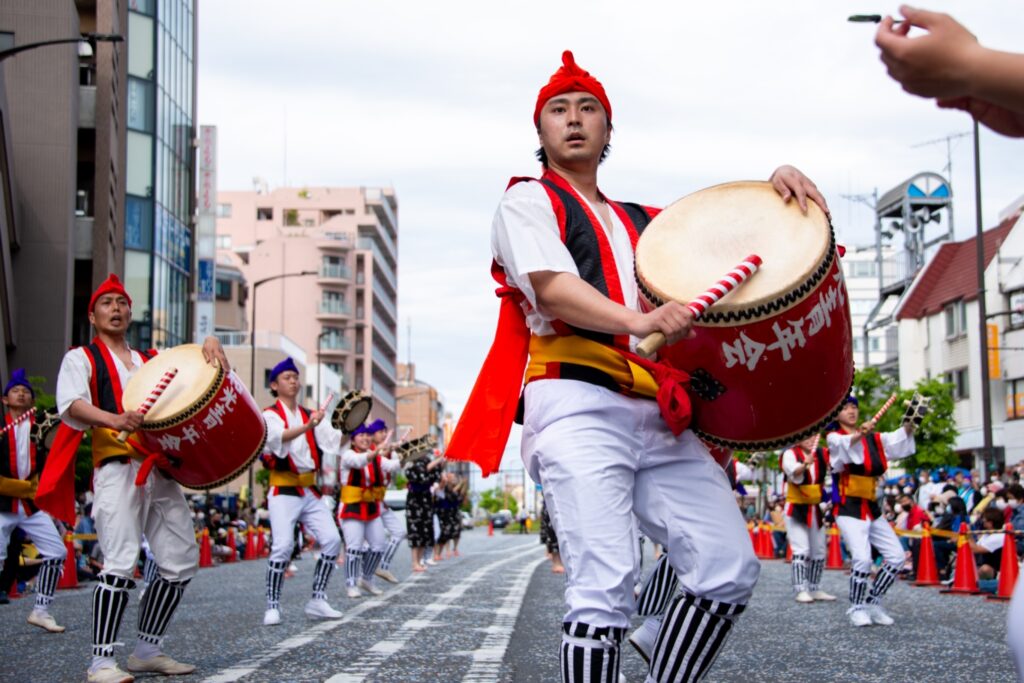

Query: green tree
851 368 958 469
28 375 94 494
478 486 517 515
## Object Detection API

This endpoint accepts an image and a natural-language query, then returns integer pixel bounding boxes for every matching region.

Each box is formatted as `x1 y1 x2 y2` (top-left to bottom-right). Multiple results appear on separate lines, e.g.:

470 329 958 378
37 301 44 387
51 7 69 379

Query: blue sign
197 259 214 302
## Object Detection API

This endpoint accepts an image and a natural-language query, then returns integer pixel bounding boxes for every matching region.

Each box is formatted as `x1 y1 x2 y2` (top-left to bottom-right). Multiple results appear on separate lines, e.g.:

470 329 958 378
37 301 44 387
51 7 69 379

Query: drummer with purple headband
366 418 408 584
446 51 829 682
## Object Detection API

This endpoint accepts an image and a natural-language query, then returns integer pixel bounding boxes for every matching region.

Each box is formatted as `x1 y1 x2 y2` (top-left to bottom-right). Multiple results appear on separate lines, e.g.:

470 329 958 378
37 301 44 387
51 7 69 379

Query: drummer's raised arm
768 165 830 217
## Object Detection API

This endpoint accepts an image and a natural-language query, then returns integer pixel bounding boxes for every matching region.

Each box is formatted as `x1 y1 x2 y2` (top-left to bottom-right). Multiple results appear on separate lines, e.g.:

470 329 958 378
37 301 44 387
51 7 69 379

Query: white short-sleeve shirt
56 346 148 432
490 180 641 345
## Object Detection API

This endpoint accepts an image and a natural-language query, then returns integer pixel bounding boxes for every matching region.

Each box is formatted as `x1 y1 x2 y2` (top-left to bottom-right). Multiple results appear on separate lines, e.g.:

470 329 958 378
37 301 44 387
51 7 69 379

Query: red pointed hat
534 50 612 126
89 273 132 312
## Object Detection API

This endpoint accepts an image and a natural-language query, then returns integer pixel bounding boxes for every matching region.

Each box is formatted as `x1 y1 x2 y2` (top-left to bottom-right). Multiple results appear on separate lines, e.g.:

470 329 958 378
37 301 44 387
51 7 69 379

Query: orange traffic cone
913 523 940 587
987 523 1020 602
761 522 776 559
256 526 267 558
199 529 213 568
225 527 237 563
244 527 258 561
941 522 979 595
826 524 844 570
785 541 793 564
57 532 78 590
488 520 494 537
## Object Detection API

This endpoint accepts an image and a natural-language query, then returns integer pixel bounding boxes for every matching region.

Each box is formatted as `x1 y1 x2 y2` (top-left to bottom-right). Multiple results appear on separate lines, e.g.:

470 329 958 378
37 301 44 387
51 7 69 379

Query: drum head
635 181 831 320
333 391 372 434
122 344 220 425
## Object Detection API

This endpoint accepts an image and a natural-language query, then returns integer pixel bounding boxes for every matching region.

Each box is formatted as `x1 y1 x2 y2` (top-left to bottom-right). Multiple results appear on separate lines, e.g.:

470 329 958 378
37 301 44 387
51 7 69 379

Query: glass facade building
125 0 195 348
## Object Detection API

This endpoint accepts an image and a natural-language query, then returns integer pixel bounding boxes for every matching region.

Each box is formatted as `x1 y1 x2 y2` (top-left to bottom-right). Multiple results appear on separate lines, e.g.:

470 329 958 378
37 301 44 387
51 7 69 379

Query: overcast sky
198 1 1024 483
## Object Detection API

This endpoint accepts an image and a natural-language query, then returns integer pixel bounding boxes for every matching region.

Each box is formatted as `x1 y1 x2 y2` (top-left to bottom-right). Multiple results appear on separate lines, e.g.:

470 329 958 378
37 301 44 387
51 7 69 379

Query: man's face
955 472 964 486
837 402 859 427
2 385 33 411
270 370 300 400
353 432 371 450
537 91 610 168
89 294 131 335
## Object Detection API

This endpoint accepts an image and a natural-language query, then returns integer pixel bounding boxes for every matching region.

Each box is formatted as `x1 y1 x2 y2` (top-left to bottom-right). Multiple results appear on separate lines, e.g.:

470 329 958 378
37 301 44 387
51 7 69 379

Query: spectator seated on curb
970 507 1009 593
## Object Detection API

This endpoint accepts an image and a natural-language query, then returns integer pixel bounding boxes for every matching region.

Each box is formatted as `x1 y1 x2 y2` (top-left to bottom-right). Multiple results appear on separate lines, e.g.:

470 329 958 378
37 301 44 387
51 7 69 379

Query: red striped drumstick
872 393 898 423
637 255 763 358
0 407 35 436
117 368 178 442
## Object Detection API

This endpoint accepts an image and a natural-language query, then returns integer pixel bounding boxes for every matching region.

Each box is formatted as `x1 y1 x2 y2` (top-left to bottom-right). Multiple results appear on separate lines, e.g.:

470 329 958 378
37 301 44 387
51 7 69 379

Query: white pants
93 461 197 581
381 506 406 542
341 517 386 552
835 515 905 574
268 491 341 562
0 508 66 563
785 514 825 560
522 380 759 629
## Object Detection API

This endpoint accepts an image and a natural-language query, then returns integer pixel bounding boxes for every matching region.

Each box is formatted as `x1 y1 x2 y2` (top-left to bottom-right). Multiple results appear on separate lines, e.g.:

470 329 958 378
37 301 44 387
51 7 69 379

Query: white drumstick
637 255 763 358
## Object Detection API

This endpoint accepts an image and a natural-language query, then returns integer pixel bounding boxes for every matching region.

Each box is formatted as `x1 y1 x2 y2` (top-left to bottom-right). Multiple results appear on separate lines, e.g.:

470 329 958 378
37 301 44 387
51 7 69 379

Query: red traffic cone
57 532 78 590
826 524 844 570
244 527 258 561
941 522 979 595
785 541 793 564
256 526 268 558
914 523 940 587
488 520 494 537
7 577 21 599
988 523 1020 602
225 527 237 563
199 528 213 568
759 522 775 559
748 522 756 549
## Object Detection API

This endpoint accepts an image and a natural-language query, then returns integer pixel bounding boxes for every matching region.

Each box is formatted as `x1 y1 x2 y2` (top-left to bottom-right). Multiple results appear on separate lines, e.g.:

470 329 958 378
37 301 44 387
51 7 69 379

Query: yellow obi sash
786 483 822 505
91 428 148 467
526 334 660 398
842 473 877 500
340 485 387 505
269 471 317 488
0 475 38 499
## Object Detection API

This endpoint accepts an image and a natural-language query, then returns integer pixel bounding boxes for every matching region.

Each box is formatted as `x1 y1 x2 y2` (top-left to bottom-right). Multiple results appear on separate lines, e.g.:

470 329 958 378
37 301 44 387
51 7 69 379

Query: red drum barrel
634 181 854 449
121 344 267 489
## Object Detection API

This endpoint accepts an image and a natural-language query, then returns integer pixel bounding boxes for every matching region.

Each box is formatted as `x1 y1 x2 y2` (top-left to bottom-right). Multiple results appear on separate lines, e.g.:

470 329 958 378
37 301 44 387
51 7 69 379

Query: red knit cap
534 51 612 127
89 273 132 313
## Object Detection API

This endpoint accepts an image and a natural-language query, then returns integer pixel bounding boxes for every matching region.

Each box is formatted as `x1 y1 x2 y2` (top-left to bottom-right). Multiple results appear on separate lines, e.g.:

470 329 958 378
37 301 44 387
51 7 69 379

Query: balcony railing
373 346 398 381
373 311 398 352
319 264 351 280
318 301 352 316
373 278 398 323
215 330 308 365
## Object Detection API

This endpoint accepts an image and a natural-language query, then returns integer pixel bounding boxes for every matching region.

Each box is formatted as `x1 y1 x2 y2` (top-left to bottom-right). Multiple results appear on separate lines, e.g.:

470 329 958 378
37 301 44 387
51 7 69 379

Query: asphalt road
0 530 1017 682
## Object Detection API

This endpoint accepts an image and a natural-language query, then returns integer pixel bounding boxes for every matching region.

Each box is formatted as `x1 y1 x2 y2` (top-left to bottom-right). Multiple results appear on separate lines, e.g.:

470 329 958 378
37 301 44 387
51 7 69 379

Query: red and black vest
784 446 830 526
0 413 43 514
835 429 888 521
340 454 384 521
261 402 322 497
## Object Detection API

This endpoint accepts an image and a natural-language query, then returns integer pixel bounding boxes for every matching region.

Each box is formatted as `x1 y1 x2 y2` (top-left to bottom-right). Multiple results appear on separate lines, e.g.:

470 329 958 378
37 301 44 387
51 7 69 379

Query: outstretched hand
769 165 829 217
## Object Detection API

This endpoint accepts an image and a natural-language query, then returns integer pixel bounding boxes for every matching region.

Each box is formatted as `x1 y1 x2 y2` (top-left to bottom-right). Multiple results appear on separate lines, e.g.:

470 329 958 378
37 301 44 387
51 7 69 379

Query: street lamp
316 323 364 403
247 269 316 496
0 33 124 63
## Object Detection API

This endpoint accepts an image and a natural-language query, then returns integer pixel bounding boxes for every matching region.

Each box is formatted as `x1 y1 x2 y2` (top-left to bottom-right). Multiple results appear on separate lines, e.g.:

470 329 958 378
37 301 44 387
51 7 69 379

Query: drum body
635 181 854 449
122 344 267 489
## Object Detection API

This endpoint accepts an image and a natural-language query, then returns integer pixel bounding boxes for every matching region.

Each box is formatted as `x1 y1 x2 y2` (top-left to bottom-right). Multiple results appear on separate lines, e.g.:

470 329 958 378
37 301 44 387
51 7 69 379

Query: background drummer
46 273 229 683
450 50 830 682
260 357 346 626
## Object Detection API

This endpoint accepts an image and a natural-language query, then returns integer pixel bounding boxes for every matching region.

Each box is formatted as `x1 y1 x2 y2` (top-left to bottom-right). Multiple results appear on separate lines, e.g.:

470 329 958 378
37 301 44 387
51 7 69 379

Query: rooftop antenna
911 130 970 186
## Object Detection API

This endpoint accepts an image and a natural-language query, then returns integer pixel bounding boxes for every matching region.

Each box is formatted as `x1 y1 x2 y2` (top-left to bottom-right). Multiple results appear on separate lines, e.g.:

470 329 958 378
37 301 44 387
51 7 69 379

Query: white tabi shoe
305 598 343 619
375 568 399 584
126 654 196 675
27 609 65 633
425 558 438 566
263 608 281 626
626 617 660 665
794 591 814 604
358 578 384 596
847 607 872 627
867 604 894 625
346 584 362 599
810 590 837 602
86 665 135 683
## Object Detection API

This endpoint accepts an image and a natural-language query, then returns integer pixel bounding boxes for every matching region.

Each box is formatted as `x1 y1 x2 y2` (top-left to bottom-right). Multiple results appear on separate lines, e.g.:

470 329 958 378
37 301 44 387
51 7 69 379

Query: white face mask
981 486 989 496
919 476 929 484
1010 500 1021 509
903 486 913 494
935 505 946 515
893 504 904 513
996 499 1008 510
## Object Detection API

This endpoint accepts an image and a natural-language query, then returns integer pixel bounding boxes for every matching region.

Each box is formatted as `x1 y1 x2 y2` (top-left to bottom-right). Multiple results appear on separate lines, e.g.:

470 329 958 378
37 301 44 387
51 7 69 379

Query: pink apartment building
214 185 399 426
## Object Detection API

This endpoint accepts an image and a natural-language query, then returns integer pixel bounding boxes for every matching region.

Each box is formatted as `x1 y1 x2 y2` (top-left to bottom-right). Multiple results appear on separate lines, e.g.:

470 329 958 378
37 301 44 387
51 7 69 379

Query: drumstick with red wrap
863 392 898 431
637 255 763 358
117 368 178 442
0 407 35 436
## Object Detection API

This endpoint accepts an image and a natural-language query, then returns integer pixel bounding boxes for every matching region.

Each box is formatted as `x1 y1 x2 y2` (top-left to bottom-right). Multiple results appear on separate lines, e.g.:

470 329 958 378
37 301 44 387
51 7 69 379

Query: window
127 78 154 131
126 131 153 197
125 196 153 249
946 368 969 400
847 260 878 278
256 207 273 220
853 338 863 352
215 279 232 301
1009 290 1024 330
215 235 232 249
216 203 232 218
1006 379 1024 420
944 300 967 339
850 299 875 315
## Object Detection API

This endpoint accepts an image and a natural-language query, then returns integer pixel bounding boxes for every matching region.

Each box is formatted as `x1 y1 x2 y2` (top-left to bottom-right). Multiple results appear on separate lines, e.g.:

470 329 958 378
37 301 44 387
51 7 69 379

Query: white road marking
324 545 544 683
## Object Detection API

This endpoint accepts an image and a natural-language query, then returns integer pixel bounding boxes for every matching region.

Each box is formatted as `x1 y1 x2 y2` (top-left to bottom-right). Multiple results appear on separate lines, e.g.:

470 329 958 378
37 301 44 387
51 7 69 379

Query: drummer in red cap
46 273 229 683
446 51 830 682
